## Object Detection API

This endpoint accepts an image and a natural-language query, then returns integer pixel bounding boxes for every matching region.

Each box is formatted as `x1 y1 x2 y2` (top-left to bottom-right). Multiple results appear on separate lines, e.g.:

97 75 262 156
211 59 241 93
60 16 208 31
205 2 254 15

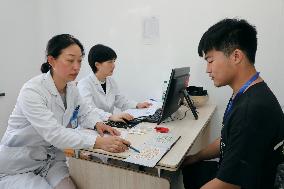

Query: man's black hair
198 18 257 64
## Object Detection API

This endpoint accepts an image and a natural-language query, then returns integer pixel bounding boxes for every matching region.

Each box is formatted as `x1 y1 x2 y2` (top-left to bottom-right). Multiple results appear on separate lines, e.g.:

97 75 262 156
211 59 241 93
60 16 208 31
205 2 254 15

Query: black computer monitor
157 67 198 124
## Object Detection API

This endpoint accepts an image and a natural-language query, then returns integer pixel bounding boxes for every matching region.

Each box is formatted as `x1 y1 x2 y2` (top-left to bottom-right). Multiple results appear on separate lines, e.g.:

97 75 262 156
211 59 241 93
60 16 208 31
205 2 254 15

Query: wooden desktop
68 104 216 189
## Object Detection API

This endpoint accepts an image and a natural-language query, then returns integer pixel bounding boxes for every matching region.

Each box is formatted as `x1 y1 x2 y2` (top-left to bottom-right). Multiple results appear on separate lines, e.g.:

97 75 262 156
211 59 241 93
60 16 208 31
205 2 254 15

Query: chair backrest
275 162 284 189
274 143 284 189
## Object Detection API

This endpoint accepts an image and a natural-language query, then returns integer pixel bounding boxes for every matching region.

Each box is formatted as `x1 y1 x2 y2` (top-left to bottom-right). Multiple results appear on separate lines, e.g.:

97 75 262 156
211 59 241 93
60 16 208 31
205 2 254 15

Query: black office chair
274 142 284 189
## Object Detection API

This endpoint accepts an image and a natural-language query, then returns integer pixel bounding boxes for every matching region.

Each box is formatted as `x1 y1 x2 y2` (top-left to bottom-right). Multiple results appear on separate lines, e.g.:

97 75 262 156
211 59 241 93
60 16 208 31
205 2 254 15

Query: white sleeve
113 80 137 111
19 86 97 150
77 82 111 121
76 89 105 128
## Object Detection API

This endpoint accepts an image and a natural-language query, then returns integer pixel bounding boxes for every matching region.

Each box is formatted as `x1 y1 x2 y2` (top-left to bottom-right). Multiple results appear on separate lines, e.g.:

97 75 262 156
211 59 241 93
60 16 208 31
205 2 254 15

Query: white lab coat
0 71 101 189
77 73 137 121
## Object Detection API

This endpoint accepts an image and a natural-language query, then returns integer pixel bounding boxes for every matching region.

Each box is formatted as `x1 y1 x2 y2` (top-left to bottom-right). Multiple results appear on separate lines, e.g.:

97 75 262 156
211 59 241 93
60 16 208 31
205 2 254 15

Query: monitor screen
158 67 190 124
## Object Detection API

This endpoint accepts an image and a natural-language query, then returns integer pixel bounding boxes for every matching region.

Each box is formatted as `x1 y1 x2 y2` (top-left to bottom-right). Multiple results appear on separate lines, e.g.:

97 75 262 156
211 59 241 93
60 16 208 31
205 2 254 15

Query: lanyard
224 72 260 121
70 105 80 129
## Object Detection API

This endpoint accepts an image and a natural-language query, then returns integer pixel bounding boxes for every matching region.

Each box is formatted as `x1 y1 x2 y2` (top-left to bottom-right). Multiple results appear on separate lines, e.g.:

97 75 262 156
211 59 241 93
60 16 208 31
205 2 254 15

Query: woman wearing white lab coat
0 35 130 189
78 44 151 122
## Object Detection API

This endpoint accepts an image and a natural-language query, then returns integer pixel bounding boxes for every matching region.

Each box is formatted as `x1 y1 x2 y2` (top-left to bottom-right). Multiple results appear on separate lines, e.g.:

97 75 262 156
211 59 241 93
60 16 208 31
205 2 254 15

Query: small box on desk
186 86 209 107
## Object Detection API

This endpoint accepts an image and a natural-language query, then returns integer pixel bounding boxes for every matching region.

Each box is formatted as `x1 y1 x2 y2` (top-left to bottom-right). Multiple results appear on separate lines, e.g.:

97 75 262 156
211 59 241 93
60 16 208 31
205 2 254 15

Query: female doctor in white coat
0 34 130 189
78 44 151 122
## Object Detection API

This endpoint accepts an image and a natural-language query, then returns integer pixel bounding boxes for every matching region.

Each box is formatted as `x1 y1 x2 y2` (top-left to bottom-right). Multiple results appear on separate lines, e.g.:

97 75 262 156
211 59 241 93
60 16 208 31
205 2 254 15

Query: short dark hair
88 44 117 73
198 18 257 64
41 34 85 73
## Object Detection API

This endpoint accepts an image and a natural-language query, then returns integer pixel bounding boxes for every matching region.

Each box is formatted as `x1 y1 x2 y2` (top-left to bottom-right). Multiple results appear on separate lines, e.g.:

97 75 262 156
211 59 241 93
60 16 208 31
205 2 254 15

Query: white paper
124 107 156 118
143 16 160 41
124 99 162 118
124 144 168 167
124 133 180 167
145 133 181 149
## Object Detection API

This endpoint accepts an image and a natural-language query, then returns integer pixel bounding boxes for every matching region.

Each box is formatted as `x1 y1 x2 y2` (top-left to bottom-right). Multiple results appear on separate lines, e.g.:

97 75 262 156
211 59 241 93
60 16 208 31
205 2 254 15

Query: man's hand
94 136 131 153
95 122 120 136
182 138 221 168
181 154 200 167
201 178 240 189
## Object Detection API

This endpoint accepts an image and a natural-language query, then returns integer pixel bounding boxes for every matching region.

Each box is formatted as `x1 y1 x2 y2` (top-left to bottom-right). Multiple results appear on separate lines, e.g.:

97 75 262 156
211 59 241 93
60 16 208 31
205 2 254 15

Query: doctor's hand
94 136 131 153
136 102 152 109
109 113 134 122
95 122 121 137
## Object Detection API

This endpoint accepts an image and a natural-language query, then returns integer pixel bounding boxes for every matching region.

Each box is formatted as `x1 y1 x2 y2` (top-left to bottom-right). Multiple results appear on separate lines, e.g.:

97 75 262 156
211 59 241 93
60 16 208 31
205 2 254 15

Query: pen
149 98 157 102
127 144 140 153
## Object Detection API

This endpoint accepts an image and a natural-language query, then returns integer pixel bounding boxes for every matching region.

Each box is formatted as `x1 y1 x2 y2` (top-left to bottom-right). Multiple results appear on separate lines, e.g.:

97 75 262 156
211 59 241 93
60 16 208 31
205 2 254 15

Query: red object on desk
154 127 169 133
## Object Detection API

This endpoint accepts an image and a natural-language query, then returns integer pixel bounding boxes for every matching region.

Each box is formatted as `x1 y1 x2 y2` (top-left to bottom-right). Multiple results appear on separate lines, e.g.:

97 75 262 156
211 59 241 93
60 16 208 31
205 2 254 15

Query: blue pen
149 98 157 102
127 145 140 153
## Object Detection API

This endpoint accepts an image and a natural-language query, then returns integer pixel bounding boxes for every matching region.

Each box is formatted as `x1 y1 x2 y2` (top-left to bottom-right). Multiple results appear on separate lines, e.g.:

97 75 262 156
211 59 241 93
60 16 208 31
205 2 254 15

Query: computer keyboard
143 108 162 123
105 118 142 129
105 109 163 128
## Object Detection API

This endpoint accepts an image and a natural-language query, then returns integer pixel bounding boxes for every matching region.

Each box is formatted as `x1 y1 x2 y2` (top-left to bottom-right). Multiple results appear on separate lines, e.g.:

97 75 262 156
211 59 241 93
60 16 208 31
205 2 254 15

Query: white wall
0 0 42 138
1 0 284 140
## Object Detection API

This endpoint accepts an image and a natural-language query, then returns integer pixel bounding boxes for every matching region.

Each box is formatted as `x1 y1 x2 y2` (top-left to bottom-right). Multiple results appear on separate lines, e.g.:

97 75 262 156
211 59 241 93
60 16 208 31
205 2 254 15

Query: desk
69 104 216 189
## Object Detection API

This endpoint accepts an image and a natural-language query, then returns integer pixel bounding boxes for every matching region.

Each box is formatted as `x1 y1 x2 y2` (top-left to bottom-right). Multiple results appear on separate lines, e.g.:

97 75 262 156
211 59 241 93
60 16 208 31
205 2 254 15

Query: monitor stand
183 89 198 120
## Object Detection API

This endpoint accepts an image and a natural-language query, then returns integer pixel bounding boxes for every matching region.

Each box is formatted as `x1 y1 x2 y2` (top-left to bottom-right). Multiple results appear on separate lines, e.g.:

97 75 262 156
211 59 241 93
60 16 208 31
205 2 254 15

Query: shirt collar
43 71 73 96
90 73 110 85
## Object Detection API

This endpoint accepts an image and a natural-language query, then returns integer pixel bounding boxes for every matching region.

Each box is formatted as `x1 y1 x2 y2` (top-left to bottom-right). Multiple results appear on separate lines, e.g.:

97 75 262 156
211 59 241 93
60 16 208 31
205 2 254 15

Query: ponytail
41 62 51 73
